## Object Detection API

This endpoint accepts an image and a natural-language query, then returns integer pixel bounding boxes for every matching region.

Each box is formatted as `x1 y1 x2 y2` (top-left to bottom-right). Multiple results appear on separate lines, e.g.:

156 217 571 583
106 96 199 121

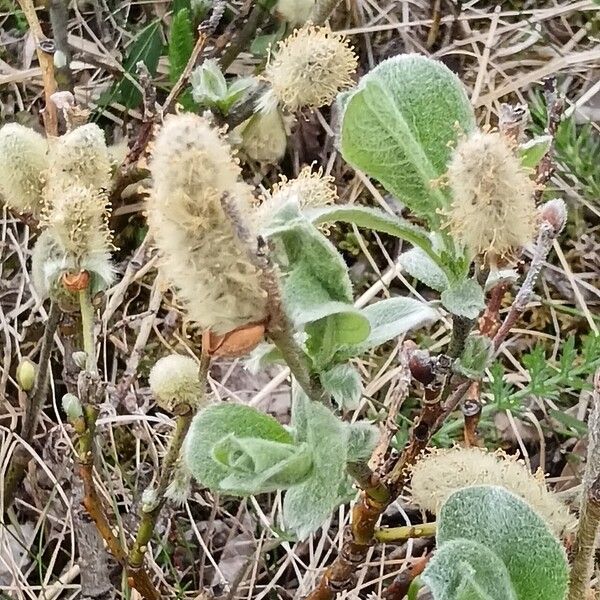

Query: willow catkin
148 113 267 335
409 447 574 536
264 26 358 112
48 123 112 193
446 130 537 258
0 123 48 215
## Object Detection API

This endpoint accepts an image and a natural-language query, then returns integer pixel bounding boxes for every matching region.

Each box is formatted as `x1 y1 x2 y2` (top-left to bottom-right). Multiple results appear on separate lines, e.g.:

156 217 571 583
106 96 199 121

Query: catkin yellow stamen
265 26 358 112
446 130 537 258
44 184 112 263
148 114 267 335
254 165 337 226
0 123 48 215
409 447 574 535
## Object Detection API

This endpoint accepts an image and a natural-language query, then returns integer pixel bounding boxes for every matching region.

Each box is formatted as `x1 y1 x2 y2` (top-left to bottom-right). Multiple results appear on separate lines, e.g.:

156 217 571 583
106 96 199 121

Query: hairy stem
568 475 600 600
127 352 210 570
3 302 61 509
374 522 437 543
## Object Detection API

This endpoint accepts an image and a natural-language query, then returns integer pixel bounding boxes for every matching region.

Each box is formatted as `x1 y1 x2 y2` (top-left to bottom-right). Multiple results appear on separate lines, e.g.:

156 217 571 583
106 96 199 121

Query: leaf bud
16 358 36 392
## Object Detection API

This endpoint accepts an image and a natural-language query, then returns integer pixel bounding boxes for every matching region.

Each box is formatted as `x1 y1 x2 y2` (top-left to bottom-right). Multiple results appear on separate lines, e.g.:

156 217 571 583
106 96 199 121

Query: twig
73 286 160 600
127 352 210 572
219 0 278 70
374 522 436 543
568 474 600 600
3 302 61 509
462 383 481 447
17 0 58 135
48 0 72 91
162 31 208 114
534 77 565 203
383 555 430 600
493 221 556 350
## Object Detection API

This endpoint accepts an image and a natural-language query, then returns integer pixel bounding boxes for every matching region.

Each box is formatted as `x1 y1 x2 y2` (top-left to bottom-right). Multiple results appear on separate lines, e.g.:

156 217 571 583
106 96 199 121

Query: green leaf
423 539 518 600
519 135 552 169
265 202 370 367
401 246 449 292
168 9 194 83
441 279 485 319
319 363 363 410
336 297 439 359
435 486 569 600
306 205 446 274
184 404 303 495
112 20 164 109
339 54 476 227
283 393 349 539
454 334 493 379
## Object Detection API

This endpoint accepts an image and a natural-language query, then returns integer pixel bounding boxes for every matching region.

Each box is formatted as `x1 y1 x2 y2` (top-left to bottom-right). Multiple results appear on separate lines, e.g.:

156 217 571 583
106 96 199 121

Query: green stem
78 288 97 375
375 522 437 543
127 353 210 570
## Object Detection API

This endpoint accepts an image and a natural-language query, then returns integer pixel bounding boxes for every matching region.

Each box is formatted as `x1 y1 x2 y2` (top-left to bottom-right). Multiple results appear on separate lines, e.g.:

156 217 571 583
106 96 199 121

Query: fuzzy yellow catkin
0 123 48 215
148 113 267 335
48 123 112 193
44 184 112 263
446 130 537 258
264 26 358 112
409 447 574 536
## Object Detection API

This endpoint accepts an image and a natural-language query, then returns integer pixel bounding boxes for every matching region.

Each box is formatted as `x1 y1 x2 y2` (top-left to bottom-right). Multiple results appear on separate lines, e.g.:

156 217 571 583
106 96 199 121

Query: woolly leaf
305 205 446 273
401 247 449 292
168 9 194 82
423 539 518 600
340 54 476 227
436 486 569 600
336 297 439 359
305 309 370 369
441 279 485 319
265 202 370 366
519 135 552 169
319 363 363 410
347 421 379 462
184 404 305 495
283 393 349 538
454 334 493 379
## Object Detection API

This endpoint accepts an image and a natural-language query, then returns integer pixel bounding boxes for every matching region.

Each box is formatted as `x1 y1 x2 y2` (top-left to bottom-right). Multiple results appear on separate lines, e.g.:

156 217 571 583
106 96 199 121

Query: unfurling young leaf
184 395 379 540
184 403 311 495
422 486 569 600
339 54 476 228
